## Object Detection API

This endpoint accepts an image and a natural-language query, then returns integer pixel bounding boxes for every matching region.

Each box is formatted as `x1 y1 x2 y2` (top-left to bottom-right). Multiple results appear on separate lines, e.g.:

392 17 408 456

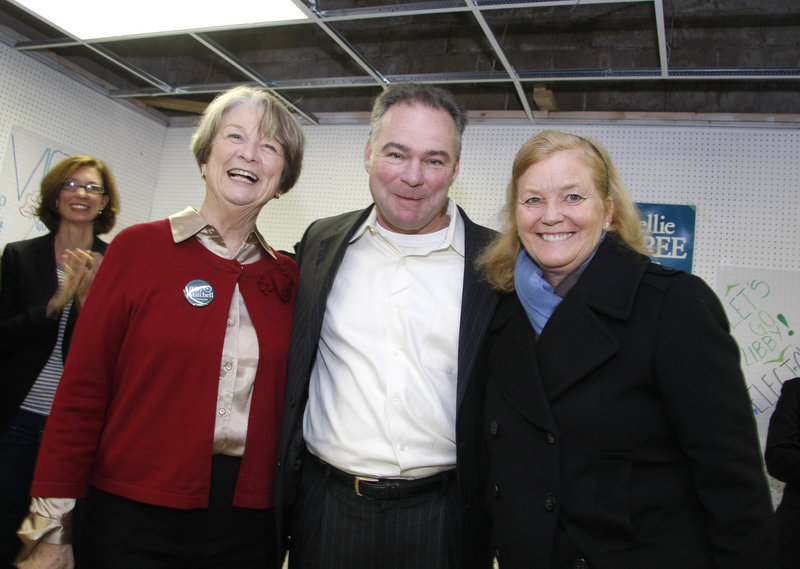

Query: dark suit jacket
0 232 108 433
484 234 778 569
275 205 499 568
765 377 800 568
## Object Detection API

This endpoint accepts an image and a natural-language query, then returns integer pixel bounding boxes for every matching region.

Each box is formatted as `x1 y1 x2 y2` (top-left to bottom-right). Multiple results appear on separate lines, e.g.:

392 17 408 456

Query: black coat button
489 419 499 436
544 492 557 511
570 558 589 569
545 431 556 444
493 484 501 499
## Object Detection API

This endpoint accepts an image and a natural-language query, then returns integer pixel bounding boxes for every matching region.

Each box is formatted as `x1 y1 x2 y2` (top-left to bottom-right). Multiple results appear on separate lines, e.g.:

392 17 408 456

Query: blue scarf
514 250 563 335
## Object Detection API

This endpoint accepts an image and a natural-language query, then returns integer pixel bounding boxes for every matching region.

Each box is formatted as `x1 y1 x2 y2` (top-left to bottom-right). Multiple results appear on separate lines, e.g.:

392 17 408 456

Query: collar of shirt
348 198 465 258
168 206 276 264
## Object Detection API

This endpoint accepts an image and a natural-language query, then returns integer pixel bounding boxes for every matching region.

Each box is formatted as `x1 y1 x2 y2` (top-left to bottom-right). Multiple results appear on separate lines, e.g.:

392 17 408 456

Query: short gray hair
191 86 306 194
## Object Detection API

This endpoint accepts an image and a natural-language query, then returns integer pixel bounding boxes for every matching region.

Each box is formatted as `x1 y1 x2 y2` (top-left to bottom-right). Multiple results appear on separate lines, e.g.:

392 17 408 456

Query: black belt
313 457 456 500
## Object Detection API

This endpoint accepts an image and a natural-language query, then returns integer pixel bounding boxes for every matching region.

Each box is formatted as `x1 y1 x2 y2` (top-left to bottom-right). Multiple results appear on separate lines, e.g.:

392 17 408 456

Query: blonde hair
479 130 648 292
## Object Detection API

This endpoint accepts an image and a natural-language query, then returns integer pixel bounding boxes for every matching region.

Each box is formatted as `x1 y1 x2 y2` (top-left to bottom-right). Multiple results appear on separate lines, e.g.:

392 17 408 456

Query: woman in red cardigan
15 86 305 569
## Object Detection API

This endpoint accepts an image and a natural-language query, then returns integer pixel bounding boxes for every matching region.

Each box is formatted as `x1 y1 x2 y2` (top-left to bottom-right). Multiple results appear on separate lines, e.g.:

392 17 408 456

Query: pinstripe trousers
288 456 460 569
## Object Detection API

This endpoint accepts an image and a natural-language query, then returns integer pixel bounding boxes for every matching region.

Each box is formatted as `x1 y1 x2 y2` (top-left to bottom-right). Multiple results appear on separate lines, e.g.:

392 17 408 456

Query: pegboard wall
0 41 164 247
152 121 800 292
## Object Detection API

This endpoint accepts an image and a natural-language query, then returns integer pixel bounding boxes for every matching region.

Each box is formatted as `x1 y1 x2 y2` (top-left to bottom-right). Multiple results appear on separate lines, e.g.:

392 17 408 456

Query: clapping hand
47 249 103 317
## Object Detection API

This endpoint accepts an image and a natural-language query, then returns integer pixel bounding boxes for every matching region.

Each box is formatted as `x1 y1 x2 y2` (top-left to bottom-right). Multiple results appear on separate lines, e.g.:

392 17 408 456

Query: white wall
2 39 797 293
3 36 793 287
0 41 166 246
152 119 800 288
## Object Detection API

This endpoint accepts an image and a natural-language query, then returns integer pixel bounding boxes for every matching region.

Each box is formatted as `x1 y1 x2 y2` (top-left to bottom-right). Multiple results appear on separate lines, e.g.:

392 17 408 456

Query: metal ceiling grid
0 0 797 125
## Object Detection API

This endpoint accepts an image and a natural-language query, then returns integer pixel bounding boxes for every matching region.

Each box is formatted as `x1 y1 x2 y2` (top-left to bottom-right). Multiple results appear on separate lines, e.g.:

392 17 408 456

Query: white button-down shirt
304 199 465 479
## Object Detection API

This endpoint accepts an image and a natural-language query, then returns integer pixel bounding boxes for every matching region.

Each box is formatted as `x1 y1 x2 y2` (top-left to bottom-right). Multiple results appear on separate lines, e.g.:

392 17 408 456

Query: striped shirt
19 265 72 416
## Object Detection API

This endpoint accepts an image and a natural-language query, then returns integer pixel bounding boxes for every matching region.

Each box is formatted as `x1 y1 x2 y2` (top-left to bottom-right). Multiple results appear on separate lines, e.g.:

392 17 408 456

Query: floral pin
257 256 297 303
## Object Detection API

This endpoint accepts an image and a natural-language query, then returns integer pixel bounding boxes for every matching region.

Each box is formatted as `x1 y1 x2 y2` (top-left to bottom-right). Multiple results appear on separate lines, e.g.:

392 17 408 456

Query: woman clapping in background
0 154 119 569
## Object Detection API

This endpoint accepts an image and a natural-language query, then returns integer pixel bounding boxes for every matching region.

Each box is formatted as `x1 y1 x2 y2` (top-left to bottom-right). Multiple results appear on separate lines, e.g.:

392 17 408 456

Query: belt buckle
354 475 379 497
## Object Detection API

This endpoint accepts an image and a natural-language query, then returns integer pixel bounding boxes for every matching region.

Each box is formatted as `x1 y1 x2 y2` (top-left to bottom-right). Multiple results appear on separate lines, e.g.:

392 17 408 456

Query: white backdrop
151 123 800 285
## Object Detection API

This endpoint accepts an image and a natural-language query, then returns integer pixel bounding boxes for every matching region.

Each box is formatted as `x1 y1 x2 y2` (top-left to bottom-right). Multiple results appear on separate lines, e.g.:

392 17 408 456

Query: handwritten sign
717 266 800 504
0 126 76 245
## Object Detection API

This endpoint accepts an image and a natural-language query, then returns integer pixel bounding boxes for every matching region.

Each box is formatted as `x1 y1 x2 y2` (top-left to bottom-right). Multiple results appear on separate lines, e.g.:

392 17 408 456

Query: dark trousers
288 456 459 569
0 409 47 569
80 455 277 569
776 497 800 569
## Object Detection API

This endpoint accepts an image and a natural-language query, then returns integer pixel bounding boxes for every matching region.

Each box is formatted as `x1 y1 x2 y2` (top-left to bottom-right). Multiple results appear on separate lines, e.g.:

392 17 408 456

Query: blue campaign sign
636 202 696 272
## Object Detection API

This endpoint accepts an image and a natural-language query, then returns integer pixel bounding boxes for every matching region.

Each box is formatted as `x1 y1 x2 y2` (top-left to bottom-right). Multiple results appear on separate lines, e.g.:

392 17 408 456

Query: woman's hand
70 250 103 309
15 543 73 569
46 249 103 317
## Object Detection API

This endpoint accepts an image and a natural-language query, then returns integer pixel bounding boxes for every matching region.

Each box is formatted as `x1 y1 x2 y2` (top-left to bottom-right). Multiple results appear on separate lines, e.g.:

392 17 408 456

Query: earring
97 209 104 214
603 221 610 231
274 193 281 200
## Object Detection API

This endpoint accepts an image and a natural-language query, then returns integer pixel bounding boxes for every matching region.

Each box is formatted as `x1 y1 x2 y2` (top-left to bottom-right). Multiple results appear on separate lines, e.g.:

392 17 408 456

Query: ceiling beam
137 97 209 113
464 0 535 122
291 0 388 89
653 0 669 78
316 0 653 22
189 32 320 125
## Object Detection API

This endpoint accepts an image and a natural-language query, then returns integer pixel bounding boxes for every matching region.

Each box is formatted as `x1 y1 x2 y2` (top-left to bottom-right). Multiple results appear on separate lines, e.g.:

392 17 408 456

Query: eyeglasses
62 179 106 195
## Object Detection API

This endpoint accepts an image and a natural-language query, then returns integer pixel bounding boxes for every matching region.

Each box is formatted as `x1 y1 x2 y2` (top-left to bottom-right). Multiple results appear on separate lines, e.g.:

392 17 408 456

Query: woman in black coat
0 155 119 568
765 376 800 568
478 130 778 569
